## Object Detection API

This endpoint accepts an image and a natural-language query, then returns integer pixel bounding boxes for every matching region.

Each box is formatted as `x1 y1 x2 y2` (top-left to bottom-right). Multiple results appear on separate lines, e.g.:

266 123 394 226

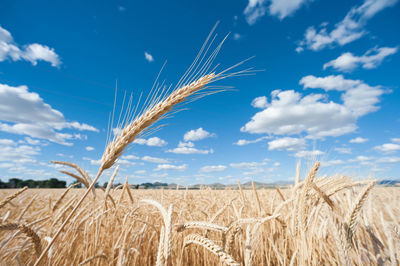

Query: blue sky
1 0 399 185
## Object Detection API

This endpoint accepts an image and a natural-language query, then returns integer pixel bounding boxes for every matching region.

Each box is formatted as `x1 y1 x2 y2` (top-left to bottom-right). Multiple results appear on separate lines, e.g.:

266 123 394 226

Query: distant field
0 177 399 265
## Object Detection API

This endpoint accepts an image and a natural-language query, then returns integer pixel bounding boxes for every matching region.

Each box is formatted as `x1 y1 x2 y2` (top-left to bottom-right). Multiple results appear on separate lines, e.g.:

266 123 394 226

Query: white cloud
141 156 169 164
0 91 94 145
234 136 270 146
184 128 215 142
243 0 311 24
230 161 266 169
134 137 167 147
374 143 400 153
295 150 325 158
376 157 400 163
167 145 213 155
144 52 154 62
0 140 39 165
350 137 369 143
244 0 267 25
0 83 97 145
391 138 400 144
268 137 305 151
251 96 268 109
297 0 398 51
85 146 95 151
178 141 194 148
324 47 398 72
155 164 187 171
334 147 352 154
242 75 384 138
269 0 311 20
349 155 373 162
0 26 61 67
121 155 139 160
200 165 227 172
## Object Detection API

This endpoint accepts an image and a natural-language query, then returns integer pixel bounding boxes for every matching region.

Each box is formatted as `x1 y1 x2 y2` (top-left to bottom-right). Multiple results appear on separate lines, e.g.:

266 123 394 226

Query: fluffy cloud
0 139 39 165
297 0 398 51
141 156 169 164
184 128 215 142
324 47 398 72
85 146 95 151
251 96 268 109
234 136 270 146
241 75 384 138
0 26 61 67
269 0 312 19
144 52 154 62
167 141 213 154
155 164 187 171
243 0 267 25
374 143 400 153
244 0 311 24
200 165 227 172
0 83 98 145
268 137 305 151
134 137 167 147
349 137 369 143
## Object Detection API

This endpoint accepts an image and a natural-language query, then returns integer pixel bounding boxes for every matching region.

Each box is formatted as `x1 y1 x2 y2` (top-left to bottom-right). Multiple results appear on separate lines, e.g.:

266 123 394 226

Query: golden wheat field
0 165 399 266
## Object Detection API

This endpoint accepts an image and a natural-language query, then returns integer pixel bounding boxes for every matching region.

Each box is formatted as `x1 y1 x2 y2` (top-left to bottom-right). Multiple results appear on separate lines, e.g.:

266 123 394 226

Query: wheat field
0 166 399 266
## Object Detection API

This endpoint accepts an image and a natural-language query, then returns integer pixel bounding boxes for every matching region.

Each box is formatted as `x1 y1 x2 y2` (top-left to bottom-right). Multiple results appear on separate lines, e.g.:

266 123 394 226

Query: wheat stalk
0 187 28 210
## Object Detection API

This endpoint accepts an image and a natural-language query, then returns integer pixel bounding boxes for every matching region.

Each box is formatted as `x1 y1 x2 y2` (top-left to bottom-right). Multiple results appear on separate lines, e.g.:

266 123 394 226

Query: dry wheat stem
0 187 28 210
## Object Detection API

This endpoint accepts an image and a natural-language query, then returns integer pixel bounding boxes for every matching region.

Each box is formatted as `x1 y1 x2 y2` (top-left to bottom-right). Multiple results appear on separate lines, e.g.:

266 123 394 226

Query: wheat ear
51 161 95 195
345 180 376 248
311 182 337 212
183 234 240 266
0 187 28 210
78 253 108 265
101 74 215 170
176 221 228 233
0 223 42 256
297 161 320 231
